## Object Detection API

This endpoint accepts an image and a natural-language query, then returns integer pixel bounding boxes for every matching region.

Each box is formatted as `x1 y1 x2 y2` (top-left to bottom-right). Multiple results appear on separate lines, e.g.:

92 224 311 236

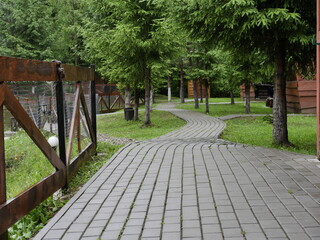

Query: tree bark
150 87 154 111
205 79 209 113
124 83 131 108
245 81 251 114
134 87 139 121
230 90 235 104
168 76 172 102
273 39 290 145
144 67 152 126
200 82 203 103
179 61 185 103
193 80 199 109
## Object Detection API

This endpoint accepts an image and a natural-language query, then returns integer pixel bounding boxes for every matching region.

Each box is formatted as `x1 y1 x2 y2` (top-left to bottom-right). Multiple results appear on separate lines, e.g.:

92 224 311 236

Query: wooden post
90 65 97 145
317 0 320 159
0 99 8 240
55 64 67 166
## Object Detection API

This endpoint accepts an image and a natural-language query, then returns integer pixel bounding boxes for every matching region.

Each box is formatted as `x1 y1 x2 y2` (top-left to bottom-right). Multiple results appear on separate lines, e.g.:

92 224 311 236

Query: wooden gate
0 56 97 239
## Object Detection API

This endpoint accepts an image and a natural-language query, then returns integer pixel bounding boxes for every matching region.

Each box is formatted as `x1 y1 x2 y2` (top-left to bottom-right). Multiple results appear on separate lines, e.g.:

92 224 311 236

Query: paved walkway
35 103 320 240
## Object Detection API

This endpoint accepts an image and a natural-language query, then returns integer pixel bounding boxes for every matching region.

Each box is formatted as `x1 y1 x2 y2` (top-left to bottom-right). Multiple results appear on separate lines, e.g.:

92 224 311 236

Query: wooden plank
68 143 96 178
286 81 298 88
90 76 97 144
0 170 65 235
80 88 95 143
299 90 316 97
0 105 6 205
3 84 65 170
62 65 91 82
66 84 81 164
0 56 57 82
298 80 316 91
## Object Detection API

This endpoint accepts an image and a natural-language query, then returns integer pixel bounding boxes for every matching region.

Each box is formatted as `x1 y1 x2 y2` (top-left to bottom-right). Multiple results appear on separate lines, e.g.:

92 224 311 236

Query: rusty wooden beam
0 56 57 82
0 170 65 235
0 102 8 240
66 83 81 163
62 65 92 82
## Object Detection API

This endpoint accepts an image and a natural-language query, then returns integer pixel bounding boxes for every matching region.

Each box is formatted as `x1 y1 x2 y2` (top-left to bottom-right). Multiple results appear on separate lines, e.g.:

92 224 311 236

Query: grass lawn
184 97 242 103
177 101 272 117
97 110 186 140
221 116 316 155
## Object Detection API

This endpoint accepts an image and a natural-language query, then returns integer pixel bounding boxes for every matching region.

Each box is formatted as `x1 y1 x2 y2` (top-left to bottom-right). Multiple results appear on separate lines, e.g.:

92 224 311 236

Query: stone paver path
35 103 320 240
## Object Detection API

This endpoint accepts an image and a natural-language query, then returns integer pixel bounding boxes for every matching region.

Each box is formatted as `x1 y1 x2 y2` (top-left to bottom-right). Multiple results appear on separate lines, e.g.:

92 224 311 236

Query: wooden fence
0 56 97 239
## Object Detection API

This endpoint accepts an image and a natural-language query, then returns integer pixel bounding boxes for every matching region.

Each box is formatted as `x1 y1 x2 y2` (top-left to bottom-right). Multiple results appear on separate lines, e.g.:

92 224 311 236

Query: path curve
35 102 320 240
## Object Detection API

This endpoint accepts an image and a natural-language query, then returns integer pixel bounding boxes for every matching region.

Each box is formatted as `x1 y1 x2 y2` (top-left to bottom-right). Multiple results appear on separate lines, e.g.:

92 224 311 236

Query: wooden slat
0 56 57 82
298 80 316 91
63 65 91 82
79 88 95 142
0 105 6 206
0 170 65 235
3 84 65 170
66 84 81 163
68 143 96 178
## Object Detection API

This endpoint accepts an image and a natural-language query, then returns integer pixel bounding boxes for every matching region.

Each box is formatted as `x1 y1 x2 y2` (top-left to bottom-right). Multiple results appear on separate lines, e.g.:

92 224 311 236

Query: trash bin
124 108 134 121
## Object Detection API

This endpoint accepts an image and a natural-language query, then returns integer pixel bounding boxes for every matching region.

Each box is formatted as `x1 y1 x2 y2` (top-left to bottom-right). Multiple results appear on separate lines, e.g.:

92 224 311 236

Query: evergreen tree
0 0 55 60
173 0 315 146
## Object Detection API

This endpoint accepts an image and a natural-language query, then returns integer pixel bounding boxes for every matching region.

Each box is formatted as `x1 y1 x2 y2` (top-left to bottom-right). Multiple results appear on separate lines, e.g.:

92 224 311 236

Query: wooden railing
0 56 97 239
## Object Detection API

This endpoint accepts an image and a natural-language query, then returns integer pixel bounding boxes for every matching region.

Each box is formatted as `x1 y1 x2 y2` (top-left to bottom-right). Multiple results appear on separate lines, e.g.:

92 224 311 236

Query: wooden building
187 80 210 98
286 80 316 114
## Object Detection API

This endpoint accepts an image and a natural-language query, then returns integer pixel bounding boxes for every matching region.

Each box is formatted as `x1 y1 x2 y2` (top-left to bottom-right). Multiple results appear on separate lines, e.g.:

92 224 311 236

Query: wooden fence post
55 62 67 167
90 65 97 145
0 90 8 240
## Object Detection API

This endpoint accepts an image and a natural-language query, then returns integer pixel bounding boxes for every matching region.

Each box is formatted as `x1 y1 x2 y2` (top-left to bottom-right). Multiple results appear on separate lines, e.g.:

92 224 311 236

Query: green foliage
8 197 66 240
0 0 55 60
222 116 316 155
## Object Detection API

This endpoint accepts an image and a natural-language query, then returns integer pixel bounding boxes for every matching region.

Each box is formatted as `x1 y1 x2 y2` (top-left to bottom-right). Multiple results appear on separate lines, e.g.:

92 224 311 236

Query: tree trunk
273 39 290 145
230 90 235 104
150 87 154 112
144 67 152 126
193 80 199 109
168 76 172 102
245 81 250 114
124 83 131 108
180 61 185 103
205 79 209 114
134 87 139 121
200 82 203 103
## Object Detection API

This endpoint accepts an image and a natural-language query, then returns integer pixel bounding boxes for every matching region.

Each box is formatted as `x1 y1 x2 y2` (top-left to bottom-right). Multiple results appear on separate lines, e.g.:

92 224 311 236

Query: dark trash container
124 108 134 120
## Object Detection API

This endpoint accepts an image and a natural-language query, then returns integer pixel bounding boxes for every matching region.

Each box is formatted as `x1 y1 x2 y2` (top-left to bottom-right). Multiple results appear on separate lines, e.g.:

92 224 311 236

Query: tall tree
173 0 315 146
0 0 55 60
82 0 176 126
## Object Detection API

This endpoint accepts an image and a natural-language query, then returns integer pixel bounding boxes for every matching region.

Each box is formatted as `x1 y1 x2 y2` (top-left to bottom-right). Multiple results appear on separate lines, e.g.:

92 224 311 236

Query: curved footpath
35 103 320 240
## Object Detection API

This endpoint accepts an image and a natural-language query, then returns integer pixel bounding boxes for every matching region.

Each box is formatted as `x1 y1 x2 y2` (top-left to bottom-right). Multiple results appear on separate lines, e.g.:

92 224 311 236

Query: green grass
177 101 272 117
221 116 316 155
184 97 242 103
97 110 186 140
6 130 55 199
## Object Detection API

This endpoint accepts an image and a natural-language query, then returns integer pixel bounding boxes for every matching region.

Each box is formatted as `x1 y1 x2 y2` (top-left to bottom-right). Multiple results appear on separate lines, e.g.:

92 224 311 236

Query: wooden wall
188 81 210 98
286 80 316 114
